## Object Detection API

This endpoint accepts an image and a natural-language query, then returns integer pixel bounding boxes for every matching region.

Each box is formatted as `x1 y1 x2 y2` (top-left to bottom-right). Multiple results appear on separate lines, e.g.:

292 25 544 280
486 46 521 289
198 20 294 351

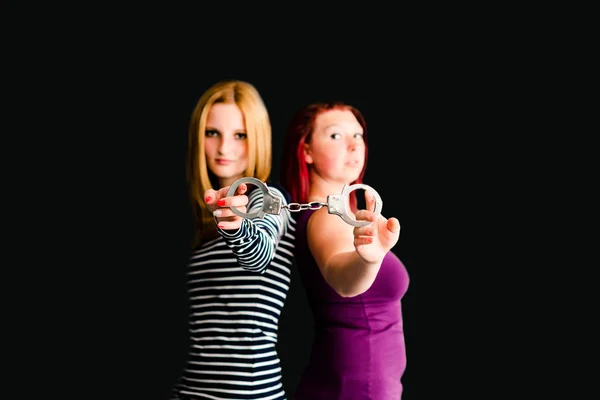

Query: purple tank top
294 209 410 400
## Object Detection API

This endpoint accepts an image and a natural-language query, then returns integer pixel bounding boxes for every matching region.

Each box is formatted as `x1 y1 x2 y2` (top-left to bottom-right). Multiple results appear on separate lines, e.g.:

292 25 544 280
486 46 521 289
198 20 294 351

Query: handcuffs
225 177 383 227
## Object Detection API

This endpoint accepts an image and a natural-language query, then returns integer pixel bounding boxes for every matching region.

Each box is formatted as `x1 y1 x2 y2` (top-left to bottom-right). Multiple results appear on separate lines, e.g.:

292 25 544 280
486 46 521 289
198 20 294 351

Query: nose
218 136 233 154
348 139 358 152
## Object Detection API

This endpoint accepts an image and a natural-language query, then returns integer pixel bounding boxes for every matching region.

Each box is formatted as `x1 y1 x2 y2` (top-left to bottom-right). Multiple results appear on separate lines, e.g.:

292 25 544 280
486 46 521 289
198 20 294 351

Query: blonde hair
187 80 272 248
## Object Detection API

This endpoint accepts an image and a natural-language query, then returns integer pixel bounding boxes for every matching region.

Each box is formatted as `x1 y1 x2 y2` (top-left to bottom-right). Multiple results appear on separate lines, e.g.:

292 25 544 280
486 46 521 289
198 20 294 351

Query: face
204 102 248 187
304 108 365 184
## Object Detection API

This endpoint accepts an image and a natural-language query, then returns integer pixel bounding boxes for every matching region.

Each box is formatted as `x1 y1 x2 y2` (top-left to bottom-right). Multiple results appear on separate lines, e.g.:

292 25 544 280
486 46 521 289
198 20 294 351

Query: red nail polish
217 223 224 229
217 199 225 206
205 196 211 203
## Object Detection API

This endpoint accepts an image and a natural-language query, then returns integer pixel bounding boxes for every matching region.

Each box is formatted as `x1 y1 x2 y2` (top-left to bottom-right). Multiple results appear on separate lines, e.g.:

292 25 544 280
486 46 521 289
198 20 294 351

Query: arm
218 186 290 274
307 203 400 297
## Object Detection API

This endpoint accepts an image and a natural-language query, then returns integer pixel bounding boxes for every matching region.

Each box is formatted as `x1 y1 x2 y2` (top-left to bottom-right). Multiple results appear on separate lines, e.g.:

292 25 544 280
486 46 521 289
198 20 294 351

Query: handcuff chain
282 201 328 212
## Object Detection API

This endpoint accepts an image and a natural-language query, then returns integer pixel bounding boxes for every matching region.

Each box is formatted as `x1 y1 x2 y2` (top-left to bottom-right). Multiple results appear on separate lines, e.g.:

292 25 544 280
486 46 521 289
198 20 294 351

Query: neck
308 172 349 200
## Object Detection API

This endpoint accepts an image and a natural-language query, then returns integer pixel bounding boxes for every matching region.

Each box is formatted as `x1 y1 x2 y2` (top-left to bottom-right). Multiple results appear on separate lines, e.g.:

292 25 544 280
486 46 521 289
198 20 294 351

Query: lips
216 159 234 165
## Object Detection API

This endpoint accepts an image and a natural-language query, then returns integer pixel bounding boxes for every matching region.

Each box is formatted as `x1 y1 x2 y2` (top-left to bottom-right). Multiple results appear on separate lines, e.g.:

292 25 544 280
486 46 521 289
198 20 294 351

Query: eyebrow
205 126 247 132
323 124 363 133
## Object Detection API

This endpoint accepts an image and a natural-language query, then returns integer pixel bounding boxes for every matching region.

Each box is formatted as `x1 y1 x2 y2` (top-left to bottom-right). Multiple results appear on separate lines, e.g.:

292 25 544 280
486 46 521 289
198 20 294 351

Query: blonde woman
170 80 295 400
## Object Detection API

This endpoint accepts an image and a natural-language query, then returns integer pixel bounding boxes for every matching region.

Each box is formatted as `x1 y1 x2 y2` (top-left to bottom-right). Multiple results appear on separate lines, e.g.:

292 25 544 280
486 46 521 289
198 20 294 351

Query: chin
348 173 362 183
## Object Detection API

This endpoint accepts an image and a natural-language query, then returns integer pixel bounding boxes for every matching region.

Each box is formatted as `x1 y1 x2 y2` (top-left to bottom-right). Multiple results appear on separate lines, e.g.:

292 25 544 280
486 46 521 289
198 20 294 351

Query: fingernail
213 210 222 217
217 199 225 206
217 223 225 229
205 196 212 203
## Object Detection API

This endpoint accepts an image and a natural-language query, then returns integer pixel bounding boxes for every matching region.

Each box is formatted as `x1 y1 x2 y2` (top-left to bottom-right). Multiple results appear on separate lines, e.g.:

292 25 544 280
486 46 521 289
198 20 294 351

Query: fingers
204 184 249 208
216 218 243 231
365 190 375 212
353 218 376 247
235 183 247 196
353 223 377 238
213 203 247 231
203 183 250 231
216 183 247 200
387 217 401 234
353 215 400 250
215 184 248 208
216 194 248 208
204 188 218 206
354 209 377 224
353 235 374 246
213 206 247 219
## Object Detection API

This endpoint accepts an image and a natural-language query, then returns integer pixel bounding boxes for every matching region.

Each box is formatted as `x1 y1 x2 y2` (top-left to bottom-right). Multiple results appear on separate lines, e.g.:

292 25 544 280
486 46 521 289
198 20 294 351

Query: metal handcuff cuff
225 177 383 227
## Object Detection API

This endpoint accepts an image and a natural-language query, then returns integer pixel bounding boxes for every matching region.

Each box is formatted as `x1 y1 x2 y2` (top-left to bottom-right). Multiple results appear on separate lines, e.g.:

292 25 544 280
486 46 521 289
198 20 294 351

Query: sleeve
216 185 291 274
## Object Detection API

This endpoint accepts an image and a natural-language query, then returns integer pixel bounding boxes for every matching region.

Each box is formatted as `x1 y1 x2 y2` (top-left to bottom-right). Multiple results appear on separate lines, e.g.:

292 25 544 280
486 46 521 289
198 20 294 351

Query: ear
303 143 313 164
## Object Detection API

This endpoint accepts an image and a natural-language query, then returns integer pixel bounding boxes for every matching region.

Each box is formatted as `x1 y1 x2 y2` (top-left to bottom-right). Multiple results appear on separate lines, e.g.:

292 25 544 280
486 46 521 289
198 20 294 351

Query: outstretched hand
204 183 249 231
352 190 401 264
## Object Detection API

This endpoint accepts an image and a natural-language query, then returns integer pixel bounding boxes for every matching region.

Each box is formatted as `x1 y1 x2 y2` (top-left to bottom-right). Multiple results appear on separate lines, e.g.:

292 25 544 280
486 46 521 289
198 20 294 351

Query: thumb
387 217 401 235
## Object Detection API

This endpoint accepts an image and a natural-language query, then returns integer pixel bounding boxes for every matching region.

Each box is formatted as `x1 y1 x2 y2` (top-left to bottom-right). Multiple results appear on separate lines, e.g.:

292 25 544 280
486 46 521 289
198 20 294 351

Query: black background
8 13 558 399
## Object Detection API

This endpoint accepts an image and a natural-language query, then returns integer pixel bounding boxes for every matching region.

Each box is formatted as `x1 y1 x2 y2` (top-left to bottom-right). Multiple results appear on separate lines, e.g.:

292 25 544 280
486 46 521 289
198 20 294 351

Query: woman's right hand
352 190 401 264
204 183 249 231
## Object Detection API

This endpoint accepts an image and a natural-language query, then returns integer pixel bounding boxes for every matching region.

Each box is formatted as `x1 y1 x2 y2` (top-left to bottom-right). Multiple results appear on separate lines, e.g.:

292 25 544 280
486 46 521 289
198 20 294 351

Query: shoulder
308 206 351 239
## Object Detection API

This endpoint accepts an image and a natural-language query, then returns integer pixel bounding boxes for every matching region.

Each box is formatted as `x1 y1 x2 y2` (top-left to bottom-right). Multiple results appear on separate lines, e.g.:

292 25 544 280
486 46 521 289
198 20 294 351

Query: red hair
280 101 369 210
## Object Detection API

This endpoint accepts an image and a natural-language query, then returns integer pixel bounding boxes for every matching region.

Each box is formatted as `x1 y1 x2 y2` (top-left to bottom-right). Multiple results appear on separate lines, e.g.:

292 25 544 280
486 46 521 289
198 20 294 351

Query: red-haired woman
281 102 410 400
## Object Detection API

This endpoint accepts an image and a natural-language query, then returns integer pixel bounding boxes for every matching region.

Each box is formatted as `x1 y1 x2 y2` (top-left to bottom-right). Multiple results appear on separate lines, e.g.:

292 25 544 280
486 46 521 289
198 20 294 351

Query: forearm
323 252 382 297
218 186 290 273
219 218 277 274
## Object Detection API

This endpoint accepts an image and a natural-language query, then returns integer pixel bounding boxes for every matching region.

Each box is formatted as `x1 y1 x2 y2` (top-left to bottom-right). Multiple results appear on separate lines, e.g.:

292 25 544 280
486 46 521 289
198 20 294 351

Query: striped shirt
171 185 296 400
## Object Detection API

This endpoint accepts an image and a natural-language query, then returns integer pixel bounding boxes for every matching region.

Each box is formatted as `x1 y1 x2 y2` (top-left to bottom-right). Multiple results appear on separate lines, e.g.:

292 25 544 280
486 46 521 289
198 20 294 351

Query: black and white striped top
171 185 296 400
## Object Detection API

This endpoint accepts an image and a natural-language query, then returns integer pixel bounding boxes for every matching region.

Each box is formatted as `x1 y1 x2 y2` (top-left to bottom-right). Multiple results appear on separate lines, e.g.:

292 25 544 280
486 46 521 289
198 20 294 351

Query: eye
205 129 219 137
354 133 364 140
329 133 341 140
235 132 247 140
